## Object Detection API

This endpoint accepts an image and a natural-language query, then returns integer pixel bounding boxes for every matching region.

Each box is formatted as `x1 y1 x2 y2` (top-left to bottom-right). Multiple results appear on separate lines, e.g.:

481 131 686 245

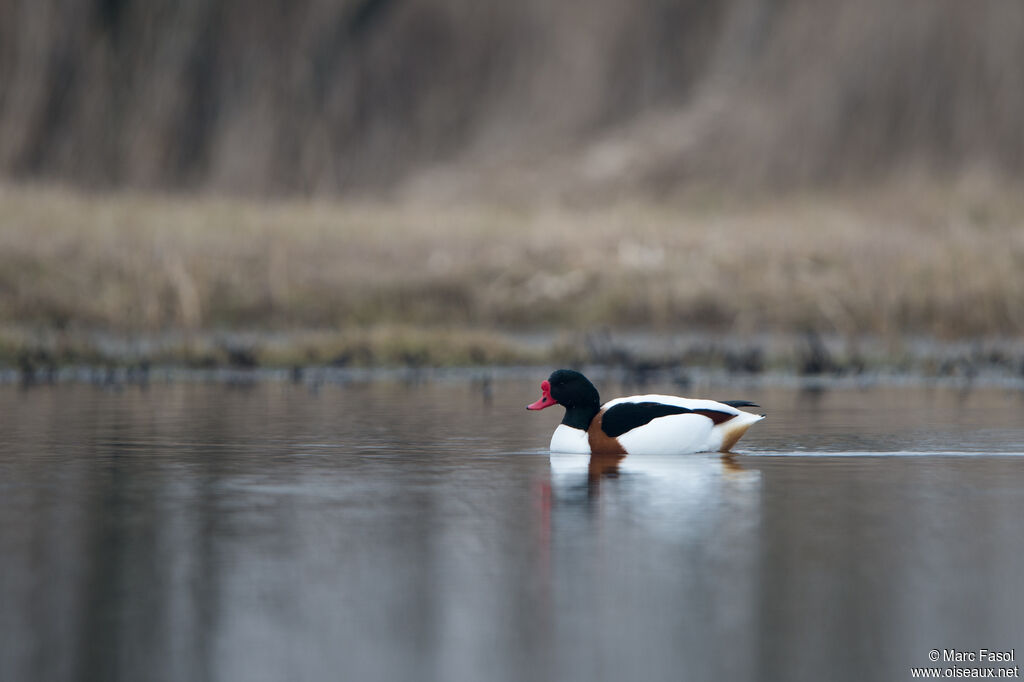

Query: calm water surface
2 378 1023 682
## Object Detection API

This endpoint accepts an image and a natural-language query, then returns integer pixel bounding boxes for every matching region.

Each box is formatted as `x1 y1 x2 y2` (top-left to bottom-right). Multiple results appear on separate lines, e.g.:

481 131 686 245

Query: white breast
549 424 591 454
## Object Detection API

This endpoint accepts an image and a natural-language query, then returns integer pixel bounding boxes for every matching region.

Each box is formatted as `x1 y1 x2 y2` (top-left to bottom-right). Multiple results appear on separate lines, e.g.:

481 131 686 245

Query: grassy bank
1 181 1023 371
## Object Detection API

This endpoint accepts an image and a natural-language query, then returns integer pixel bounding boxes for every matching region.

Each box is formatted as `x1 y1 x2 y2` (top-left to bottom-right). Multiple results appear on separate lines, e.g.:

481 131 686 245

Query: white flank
616 413 715 454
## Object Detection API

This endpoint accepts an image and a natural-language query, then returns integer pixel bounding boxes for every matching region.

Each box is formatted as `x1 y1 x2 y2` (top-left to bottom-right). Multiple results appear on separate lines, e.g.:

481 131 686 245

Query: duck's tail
716 410 765 452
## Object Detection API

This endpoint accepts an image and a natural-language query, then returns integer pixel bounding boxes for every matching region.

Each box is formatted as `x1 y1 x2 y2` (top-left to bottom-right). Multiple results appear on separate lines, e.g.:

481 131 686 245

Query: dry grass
1 180 1023 367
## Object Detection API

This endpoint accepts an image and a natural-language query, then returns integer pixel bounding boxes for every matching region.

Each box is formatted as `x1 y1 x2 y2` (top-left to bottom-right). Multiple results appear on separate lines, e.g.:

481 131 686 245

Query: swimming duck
526 369 764 454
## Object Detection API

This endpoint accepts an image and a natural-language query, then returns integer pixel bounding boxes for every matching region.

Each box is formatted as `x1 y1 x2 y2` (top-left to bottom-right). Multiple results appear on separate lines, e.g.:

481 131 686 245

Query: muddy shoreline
4 329 1023 389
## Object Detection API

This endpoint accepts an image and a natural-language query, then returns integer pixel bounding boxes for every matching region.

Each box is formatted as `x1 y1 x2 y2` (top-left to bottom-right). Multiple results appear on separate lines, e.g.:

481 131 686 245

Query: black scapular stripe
601 402 694 438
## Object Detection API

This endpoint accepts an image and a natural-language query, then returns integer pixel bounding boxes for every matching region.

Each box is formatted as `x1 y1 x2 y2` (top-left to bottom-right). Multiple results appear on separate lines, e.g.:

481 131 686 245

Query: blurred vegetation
0 1 1022 196
1 1 1023 370
0 182 1022 370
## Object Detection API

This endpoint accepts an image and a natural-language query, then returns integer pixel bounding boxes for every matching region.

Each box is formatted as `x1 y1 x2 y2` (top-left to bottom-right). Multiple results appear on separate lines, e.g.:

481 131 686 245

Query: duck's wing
598 396 764 454
601 402 692 438
600 397 740 438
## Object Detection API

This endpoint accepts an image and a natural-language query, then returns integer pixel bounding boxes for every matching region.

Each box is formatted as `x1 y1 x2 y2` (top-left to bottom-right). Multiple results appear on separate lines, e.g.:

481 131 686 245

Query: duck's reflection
538 451 765 680
551 451 761 502
587 453 626 479
588 453 748 481
544 449 764 557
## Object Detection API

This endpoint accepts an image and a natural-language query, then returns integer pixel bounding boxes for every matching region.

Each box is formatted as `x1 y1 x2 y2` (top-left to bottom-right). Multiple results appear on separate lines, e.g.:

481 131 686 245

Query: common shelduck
526 369 764 455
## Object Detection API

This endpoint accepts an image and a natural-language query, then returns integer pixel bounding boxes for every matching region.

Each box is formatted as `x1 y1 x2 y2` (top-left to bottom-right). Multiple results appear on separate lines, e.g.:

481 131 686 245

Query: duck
526 369 764 455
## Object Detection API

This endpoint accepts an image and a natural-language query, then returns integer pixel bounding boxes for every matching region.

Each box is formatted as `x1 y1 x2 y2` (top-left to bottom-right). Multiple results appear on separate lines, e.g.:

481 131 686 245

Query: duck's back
598 395 763 454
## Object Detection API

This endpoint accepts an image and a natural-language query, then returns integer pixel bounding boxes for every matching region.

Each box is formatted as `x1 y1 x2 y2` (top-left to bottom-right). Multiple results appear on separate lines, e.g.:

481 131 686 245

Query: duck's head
526 369 600 412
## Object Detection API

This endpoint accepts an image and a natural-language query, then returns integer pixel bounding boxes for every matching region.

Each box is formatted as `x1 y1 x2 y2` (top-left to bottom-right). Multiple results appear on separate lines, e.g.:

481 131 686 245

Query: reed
2 1 1022 195
0 180 1022 367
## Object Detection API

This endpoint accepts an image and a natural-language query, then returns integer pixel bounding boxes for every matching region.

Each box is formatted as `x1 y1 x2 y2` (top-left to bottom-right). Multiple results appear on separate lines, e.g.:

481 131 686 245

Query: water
2 378 1023 682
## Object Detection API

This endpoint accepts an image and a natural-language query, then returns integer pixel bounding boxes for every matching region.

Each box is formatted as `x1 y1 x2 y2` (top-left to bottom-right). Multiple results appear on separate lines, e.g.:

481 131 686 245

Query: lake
1 375 1023 682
